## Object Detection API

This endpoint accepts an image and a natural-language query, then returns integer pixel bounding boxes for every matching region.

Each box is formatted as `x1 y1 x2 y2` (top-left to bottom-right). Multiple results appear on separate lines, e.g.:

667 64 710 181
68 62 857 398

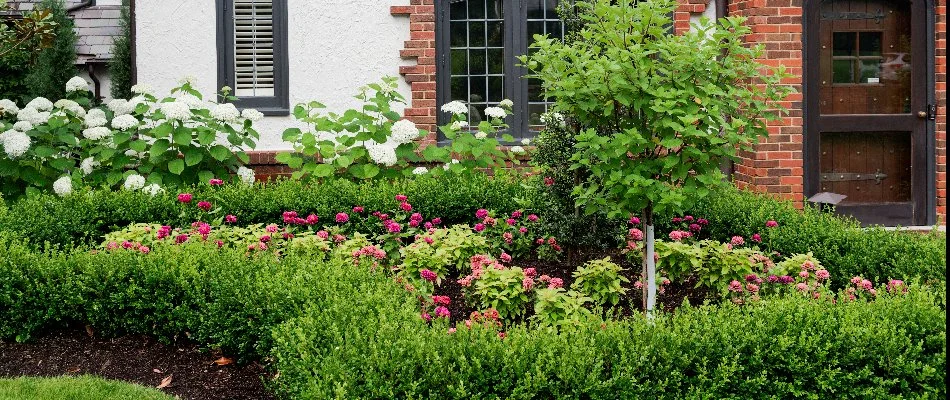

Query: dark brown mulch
435 246 715 324
0 328 274 400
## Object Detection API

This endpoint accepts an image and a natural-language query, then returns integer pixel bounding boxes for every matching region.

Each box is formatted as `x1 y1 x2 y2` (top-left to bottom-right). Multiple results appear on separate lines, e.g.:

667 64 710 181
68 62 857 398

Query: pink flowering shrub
471 208 558 260
399 225 489 286
460 255 535 321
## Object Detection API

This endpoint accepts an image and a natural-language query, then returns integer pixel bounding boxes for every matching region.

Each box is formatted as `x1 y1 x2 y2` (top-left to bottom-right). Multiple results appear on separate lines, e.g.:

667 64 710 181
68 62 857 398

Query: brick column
391 0 439 145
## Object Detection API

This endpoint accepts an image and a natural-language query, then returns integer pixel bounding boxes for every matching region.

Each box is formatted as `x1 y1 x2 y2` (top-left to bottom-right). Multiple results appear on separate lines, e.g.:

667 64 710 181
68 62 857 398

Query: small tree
24 0 76 101
108 0 132 99
522 0 791 313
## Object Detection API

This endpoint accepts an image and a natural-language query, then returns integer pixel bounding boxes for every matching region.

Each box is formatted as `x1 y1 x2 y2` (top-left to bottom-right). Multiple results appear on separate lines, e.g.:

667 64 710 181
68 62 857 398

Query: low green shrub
271 272 946 399
0 174 531 247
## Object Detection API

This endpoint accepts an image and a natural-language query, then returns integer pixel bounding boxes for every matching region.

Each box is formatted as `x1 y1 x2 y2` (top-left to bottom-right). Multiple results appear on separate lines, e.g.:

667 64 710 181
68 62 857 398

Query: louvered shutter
233 0 275 97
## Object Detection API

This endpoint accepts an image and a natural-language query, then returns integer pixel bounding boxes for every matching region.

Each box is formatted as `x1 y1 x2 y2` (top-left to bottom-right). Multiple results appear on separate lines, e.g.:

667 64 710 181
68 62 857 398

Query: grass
0 376 173 400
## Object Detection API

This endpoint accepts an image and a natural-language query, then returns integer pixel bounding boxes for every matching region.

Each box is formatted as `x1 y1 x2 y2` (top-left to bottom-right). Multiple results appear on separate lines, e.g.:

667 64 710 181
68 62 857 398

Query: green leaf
149 139 170 160
198 170 215 183
168 159 185 175
210 145 231 161
33 146 56 158
312 164 335 177
129 140 148 153
184 148 203 166
173 128 192 146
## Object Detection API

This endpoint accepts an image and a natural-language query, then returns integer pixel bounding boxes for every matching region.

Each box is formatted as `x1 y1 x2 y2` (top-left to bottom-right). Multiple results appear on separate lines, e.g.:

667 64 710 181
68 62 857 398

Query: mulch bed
0 328 274 400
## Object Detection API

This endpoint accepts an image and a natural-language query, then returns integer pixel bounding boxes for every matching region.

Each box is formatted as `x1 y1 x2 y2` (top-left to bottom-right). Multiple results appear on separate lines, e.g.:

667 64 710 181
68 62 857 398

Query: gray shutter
233 0 275 97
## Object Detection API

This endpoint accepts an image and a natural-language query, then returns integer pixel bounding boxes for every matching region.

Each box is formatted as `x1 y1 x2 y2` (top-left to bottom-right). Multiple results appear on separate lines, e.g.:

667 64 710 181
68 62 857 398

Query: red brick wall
936 0 947 222
391 0 439 145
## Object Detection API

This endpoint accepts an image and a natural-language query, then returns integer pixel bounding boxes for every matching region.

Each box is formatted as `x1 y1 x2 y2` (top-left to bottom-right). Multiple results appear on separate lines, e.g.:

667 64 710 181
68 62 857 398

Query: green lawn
0 376 172 400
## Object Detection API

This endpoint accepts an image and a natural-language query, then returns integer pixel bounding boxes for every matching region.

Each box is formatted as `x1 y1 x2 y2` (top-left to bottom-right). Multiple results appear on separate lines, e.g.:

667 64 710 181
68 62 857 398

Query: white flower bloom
237 166 256 185
521 138 531 145
499 99 514 108
540 111 566 128
79 157 98 175
13 121 32 132
65 76 90 92
412 166 429 175
484 107 507 120
475 131 488 139
211 103 241 122
54 99 85 116
390 119 420 144
1 130 31 158
107 99 135 115
53 176 72 196
0 99 19 116
141 118 164 130
83 108 107 128
26 97 53 111
178 75 198 86
142 184 164 196
131 84 153 95
111 114 139 130
241 108 264 122
160 101 191 121
510 146 526 154
124 149 145 158
441 101 468 115
123 174 146 190
450 120 469 130
442 158 460 171
178 94 207 109
365 141 398 166
82 126 113 140
220 85 232 93
17 108 50 125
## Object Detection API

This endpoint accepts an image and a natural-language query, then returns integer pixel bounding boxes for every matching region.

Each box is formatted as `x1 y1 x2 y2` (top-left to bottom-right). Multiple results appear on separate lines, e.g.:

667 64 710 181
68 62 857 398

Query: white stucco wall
135 0 413 150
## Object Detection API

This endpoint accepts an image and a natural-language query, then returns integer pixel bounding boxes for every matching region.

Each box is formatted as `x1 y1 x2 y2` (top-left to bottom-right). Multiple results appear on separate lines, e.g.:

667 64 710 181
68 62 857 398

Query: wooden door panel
819 132 912 204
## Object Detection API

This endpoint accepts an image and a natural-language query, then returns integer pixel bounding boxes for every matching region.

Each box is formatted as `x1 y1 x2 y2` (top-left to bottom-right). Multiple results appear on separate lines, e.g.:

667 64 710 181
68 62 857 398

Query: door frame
802 0 937 226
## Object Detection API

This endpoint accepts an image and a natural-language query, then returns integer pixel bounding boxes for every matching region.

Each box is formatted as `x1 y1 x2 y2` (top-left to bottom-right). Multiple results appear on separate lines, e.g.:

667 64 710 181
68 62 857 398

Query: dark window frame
215 0 290 116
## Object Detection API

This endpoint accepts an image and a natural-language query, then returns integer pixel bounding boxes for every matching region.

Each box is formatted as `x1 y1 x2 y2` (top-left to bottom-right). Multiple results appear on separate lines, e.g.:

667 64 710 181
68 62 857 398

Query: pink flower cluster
352 245 387 266
282 211 319 226
668 230 692 241
105 240 150 254
420 269 437 282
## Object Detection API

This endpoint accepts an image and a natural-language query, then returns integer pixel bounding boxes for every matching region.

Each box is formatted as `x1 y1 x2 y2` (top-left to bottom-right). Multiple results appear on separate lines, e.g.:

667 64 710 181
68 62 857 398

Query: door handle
919 105 937 120
917 111 928 118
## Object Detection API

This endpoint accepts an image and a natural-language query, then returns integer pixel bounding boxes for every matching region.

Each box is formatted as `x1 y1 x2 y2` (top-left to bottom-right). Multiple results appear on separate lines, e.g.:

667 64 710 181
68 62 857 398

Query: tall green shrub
24 0 76 101
108 0 132 100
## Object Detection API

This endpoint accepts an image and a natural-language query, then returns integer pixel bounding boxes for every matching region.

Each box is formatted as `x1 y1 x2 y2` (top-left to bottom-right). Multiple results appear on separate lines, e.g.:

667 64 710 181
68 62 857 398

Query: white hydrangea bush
0 76 261 197
280 77 525 180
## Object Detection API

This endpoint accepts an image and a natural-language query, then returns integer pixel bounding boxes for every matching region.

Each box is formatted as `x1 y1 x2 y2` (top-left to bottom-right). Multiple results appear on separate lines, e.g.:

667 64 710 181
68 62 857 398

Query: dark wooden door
805 0 930 226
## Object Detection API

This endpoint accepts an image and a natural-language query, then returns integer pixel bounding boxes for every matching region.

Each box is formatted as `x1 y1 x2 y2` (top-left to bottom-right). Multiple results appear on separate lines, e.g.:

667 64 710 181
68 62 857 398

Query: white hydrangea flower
484 107 507 120
241 108 264 122
52 176 72 196
499 99 514 108
53 99 85 116
390 119 420 145
107 99 135 115
540 111 566 128
475 131 488 139
13 121 33 132
1 130 31 158
131 84 153 95
441 101 468 115
65 76 90 92
17 108 50 125
220 85 232 93
237 166 256 185
178 94 207 109
83 108 107 128
82 126 112 140
26 97 53 111
124 149 145 158
142 184 164 196
123 174 146 190
521 138 531 145
211 103 241 122
111 114 139 130
79 157 98 175
0 99 19 116
365 141 398 166
442 158 460 171
141 118 164 130
178 75 198 86
510 146 526 154
412 166 429 175
160 101 191 121
450 120 469 130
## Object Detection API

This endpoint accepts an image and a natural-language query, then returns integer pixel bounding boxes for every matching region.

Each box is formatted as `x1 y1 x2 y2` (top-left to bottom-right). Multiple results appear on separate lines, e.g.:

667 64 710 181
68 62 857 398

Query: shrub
570 257 629 307
0 174 531 247
532 287 595 331
23 0 76 101
107 0 132 100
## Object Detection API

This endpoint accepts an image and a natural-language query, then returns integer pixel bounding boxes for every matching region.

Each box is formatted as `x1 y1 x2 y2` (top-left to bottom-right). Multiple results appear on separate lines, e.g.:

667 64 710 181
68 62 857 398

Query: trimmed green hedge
1 234 945 399
676 188 947 289
0 174 530 247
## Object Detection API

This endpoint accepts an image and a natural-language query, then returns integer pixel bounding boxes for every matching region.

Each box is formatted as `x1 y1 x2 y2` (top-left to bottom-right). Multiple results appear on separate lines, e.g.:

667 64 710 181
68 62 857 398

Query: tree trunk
644 203 656 318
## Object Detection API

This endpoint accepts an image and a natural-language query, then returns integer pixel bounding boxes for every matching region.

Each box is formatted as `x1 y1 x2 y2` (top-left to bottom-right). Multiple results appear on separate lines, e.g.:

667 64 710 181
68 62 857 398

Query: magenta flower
474 223 485 232
266 224 279 233
177 193 193 203
522 277 534 291
519 227 528 234
424 222 433 229
409 220 420 228
795 282 809 292
527 214 539 222
697 218 709 225
198 223 211 235
209 178 224 186
502 232 513 244
629 228 644 241
815 269 830 280
629 216 641 225
395 194 408 202
500 252 512 263
505 218 516 225
431 217 442 225
420 269 437 282
767 275 779 283
175 234 189 244
745 274 759 283
215 240 224 248
548 278 564 289
316 230 329 240
543 176 554 186
400 202 413 212
421 312 432 322
122 241 133 249
410 213 423 221
139 246 150 254
512 210 523 219
475 209 489 219
353 206 364 213
850 276 864 285
432 295 451 305
672 217 683 223
689 223 701 232
799 270 809 279
523 267 537 279
306 214 319 225
728 280 743 293
435 306 450 318
387 222 402 233
260 235 271 243
684 215 694 222
746 283 759 293
751 233 762 242
778 275 794 284
766 220 779 228
197 201 212 211
860 279 873 291
225 214 237 223
730 236 744 246
336 212 349 223
887 279 906 293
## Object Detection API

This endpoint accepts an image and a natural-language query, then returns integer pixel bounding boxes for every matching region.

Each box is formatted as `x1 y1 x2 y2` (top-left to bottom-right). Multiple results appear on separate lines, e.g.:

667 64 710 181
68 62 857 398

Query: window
436 0 566 140
831 31 884 84
216 0 289 115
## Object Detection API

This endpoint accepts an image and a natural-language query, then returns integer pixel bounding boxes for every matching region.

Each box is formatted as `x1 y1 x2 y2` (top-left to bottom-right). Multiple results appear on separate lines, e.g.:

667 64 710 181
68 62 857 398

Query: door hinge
821 170 888 184
927 104 936 121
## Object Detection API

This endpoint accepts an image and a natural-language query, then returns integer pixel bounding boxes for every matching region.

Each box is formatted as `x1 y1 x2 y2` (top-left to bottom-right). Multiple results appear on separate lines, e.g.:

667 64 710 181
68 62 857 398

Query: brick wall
936 0 947 221
391 0 439 145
